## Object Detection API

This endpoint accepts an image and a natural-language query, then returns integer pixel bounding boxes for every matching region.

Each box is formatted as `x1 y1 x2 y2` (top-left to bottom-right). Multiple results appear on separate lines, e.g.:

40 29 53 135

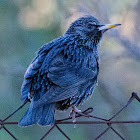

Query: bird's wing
21 35 98 106
21 35 77 100
21 36 65 100
33 53 98 107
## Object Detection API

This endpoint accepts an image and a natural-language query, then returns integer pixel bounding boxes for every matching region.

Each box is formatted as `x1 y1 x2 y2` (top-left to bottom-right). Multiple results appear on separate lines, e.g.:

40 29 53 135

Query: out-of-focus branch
108 31 140 61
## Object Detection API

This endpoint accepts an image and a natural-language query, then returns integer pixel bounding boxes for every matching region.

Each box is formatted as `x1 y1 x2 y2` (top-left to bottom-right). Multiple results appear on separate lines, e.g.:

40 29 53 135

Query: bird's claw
69 106 81 122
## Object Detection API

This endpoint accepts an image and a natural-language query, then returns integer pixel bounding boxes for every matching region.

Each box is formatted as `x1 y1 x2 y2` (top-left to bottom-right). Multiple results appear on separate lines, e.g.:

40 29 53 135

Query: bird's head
65 15 121 46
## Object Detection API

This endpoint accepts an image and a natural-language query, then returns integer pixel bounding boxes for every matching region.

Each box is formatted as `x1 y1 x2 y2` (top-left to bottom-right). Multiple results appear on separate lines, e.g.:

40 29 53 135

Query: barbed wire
0 92 140 140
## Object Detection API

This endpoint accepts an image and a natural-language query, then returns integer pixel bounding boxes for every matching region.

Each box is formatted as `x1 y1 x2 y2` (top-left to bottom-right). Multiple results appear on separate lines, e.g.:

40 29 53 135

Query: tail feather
19 101 55 126
37 104 55 126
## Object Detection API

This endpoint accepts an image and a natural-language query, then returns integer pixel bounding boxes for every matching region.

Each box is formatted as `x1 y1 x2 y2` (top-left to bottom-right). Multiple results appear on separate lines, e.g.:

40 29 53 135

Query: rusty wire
0 92 140 140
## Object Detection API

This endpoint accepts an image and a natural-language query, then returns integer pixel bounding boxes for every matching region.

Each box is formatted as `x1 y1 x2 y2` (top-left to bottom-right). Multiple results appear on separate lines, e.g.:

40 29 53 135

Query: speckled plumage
19 15 116 126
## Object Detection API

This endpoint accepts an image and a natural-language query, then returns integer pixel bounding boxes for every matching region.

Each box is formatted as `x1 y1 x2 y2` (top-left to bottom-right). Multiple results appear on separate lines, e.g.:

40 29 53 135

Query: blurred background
0 0 140 139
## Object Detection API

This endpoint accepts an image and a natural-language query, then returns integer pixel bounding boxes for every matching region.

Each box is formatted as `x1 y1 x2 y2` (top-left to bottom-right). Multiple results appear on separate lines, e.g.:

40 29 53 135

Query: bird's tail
18 101 55 126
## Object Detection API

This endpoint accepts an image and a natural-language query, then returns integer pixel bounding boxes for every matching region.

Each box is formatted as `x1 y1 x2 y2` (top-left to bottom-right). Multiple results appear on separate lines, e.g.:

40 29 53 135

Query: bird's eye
87 23 94 29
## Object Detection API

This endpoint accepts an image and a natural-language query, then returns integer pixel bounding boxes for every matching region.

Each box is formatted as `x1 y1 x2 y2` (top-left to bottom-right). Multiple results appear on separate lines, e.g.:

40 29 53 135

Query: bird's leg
69 106 81 122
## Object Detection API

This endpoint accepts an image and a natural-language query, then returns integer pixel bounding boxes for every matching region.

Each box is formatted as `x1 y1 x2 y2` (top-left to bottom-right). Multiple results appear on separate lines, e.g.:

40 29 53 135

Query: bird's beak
98 24 121 31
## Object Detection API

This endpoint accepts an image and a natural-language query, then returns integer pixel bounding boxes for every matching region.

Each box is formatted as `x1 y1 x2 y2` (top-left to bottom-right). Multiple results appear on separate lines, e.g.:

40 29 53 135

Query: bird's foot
69 106 81 122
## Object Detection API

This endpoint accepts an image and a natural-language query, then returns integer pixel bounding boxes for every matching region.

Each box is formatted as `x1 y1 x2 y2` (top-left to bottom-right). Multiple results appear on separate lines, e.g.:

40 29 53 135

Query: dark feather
19 15 103 126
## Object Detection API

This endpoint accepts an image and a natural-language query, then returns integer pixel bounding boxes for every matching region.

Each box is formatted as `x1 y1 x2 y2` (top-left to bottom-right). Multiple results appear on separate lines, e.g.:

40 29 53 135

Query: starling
19 15 120 126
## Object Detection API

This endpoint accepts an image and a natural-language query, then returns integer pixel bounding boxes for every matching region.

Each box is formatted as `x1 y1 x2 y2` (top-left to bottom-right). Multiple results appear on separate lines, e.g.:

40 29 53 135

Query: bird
19 15 121 126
